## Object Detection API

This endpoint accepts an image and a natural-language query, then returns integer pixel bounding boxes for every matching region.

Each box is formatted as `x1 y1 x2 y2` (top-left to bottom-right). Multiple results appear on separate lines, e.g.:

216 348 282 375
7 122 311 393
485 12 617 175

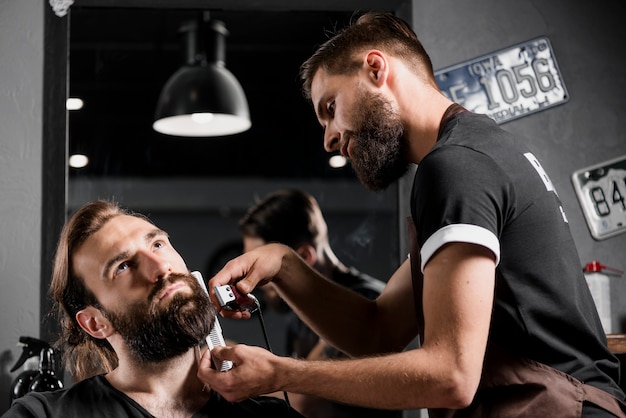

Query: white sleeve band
420 224 500 272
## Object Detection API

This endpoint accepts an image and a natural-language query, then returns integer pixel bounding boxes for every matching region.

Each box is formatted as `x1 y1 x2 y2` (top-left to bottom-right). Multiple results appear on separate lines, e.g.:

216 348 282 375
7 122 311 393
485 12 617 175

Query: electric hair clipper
214 282 258 312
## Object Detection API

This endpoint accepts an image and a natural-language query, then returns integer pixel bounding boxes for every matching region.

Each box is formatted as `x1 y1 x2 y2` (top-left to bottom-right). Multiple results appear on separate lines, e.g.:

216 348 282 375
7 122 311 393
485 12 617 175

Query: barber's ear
295 243 317 267
365 50 388 86
76 306 113 339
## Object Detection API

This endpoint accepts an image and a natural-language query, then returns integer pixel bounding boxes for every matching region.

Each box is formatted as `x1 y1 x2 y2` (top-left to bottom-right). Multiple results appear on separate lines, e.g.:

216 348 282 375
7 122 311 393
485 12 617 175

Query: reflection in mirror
67 5 401 356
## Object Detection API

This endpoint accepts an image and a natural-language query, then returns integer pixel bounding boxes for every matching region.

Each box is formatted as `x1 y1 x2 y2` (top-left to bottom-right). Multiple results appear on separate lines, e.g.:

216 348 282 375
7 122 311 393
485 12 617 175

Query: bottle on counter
583 261 624 334
9 336 63 403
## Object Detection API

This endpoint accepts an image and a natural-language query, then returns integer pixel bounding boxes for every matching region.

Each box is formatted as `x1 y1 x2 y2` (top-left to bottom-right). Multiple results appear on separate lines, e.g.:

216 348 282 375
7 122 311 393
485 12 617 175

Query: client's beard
99 272 214 363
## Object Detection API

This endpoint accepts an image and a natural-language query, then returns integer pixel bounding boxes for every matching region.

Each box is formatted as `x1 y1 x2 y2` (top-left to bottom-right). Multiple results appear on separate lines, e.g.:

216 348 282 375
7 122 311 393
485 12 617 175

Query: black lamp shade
153 62 251 137
153 17 250 137
152 64 251 136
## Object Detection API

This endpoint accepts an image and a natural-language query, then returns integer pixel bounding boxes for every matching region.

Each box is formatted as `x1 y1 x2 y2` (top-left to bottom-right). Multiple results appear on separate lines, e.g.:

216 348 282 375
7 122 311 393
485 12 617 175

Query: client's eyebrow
102 228 169 278
146 228 168 242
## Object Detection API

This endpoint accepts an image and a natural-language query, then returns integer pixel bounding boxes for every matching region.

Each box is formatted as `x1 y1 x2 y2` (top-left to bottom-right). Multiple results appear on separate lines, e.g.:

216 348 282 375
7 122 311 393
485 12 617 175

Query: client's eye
115 261 129 276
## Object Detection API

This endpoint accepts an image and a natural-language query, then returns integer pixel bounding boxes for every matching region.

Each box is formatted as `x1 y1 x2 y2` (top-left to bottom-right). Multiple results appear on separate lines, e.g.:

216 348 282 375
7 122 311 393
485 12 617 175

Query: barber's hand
197 344 285 402
208 243 293 319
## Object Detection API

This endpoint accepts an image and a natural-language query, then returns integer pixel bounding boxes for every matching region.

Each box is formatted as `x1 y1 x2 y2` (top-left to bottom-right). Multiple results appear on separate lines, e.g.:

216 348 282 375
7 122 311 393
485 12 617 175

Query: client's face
74 215 214 363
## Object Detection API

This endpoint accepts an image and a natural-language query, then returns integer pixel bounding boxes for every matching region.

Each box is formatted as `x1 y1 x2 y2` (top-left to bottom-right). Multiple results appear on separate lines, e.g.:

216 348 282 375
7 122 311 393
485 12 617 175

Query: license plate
435 37 569 124
572 155 626 240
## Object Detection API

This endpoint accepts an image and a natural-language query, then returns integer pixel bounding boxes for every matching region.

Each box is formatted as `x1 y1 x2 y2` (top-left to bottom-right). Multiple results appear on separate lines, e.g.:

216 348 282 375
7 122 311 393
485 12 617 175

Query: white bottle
583 261 623 334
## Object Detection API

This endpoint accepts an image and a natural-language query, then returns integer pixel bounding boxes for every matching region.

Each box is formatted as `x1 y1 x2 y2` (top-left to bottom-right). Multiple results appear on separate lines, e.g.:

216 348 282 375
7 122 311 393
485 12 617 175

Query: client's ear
76 306 113 339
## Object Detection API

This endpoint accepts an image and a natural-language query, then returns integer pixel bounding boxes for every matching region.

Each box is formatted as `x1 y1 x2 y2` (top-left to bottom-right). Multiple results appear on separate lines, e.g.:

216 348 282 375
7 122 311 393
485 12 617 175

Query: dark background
68 8 368 179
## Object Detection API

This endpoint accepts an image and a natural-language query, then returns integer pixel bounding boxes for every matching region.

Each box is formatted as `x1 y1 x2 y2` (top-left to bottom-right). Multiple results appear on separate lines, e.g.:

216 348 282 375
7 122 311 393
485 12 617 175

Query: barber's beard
99 273 214 364
347 88 409 191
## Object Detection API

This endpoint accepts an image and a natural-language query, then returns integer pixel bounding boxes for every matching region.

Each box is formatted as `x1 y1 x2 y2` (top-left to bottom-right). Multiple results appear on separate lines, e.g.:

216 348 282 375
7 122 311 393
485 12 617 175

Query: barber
199 11 626 417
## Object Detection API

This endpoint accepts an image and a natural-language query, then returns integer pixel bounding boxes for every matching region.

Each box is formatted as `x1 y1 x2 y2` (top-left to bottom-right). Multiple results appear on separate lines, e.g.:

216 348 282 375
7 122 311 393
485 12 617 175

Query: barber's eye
327 101 335 116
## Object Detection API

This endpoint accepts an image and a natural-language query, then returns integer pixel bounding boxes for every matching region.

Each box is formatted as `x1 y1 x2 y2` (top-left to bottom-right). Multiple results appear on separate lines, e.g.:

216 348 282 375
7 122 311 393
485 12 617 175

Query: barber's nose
323 126 340 153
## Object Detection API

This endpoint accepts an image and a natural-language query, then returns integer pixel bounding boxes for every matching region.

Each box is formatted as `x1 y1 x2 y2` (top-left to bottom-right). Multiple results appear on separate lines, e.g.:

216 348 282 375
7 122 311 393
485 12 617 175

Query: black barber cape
3 375 303 418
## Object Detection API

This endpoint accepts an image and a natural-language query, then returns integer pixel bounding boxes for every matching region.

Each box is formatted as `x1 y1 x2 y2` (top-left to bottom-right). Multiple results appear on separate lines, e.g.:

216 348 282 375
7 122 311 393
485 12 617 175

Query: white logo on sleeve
524 152 568 223
524 152 556 195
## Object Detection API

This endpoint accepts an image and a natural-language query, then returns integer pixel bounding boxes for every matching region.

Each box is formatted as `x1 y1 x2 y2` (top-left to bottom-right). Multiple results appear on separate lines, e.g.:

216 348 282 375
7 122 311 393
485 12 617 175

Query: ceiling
67 6 397 179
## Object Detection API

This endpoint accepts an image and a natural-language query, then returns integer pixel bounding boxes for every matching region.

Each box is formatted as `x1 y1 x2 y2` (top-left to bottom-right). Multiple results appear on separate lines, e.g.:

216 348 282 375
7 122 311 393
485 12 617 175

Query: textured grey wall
0 0 43 413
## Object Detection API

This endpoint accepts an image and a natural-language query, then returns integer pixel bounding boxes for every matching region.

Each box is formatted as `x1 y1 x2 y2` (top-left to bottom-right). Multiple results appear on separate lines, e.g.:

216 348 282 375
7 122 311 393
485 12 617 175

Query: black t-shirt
3 375 303 418
410 111 623 400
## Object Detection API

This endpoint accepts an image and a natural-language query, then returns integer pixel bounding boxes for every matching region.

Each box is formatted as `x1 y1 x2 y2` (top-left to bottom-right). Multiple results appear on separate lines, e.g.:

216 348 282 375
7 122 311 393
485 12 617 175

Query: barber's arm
209 243 416 356
200 242 496 410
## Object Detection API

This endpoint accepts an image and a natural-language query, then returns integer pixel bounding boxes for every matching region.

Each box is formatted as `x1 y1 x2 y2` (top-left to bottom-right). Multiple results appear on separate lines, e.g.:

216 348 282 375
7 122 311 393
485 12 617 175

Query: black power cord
247 294 291 408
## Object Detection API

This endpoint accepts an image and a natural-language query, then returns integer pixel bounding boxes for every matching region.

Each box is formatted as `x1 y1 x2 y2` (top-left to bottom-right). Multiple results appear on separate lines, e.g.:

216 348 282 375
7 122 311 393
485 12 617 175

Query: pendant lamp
153 16 251 137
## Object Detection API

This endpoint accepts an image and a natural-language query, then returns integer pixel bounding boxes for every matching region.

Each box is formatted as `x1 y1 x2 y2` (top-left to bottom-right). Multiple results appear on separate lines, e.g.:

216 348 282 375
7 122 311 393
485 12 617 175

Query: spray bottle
583 261 624 334
9 336 63 402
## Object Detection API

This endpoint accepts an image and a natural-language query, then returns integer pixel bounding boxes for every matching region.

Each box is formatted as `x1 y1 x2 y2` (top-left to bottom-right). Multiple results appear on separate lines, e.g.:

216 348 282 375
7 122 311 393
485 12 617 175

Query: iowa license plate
435 37 568 124
572 155 626 240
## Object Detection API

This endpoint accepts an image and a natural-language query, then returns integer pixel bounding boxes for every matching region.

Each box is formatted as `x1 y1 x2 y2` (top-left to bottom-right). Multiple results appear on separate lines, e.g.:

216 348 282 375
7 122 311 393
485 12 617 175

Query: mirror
44 0 412 352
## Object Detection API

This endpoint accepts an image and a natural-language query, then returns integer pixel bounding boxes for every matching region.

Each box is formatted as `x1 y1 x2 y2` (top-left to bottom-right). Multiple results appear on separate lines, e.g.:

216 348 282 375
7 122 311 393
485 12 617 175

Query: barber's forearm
273 252 383 356
276 255 416 357
278 349 473 410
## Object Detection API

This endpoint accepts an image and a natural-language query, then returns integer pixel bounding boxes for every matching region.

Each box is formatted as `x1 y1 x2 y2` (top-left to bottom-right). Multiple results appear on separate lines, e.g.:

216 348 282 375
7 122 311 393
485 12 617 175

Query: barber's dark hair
49 199 149 380
300 11 435 99
239 189 327 249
